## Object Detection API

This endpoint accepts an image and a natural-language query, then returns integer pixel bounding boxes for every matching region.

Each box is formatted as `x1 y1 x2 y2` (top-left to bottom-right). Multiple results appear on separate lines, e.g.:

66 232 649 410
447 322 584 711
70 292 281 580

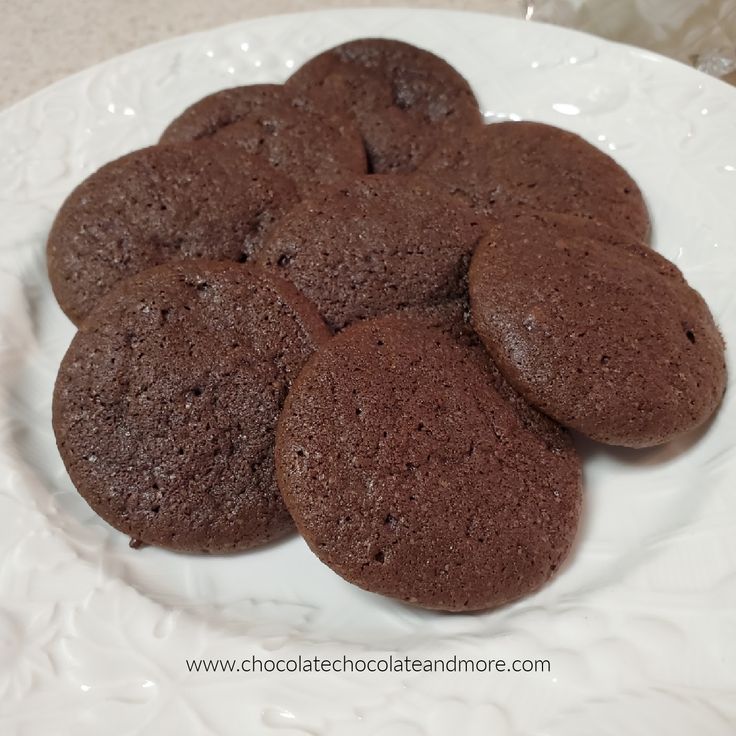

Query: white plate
1 8 735 735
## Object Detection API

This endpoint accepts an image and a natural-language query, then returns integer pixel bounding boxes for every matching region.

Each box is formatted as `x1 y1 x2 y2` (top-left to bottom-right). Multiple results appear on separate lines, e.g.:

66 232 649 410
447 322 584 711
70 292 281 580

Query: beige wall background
2 0 734 110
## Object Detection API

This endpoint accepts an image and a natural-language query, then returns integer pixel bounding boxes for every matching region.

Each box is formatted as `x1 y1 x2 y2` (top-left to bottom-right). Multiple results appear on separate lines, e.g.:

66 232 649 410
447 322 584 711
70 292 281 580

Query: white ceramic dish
1 8 735 735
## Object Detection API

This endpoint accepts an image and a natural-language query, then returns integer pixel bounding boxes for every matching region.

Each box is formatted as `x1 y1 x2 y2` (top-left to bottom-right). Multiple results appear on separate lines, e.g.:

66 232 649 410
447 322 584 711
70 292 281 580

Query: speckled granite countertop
3 0 734 110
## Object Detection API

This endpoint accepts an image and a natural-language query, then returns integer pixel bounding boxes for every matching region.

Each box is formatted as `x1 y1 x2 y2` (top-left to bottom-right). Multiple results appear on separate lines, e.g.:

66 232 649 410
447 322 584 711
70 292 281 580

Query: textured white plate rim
1 8 735 735
4 7 736 118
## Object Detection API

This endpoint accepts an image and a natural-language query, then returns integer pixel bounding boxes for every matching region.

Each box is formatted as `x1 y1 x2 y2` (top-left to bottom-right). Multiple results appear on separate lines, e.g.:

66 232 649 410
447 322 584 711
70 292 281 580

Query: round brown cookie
400 299 575 454
285 38 483 173
420 120 651 241
47 141 299 325
160 84 285 142
52 261 330 553
209 110 366 197
469 212 727 447
255 175 487 331
275 314 582 611
160 84 366 196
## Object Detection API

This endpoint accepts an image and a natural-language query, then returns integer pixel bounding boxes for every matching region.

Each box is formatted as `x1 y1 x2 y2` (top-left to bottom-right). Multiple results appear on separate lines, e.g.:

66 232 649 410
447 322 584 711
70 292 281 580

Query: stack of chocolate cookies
49 39 727 612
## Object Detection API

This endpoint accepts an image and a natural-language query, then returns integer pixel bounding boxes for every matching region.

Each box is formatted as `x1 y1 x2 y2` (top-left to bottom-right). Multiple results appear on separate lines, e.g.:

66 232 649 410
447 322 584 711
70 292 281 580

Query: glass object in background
523 0 736 83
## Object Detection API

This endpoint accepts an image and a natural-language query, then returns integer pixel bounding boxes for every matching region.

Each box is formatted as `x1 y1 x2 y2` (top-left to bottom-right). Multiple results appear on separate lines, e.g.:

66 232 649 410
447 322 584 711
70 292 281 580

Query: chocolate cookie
47 141 299 324
275 314 582 611
160 84 285 142
469 212 727 447
402 299 575 454
52 261 330 553
285 38 483 173
210 112 366 197
255 176 487 331
160 84 367 196
420 121 651 241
